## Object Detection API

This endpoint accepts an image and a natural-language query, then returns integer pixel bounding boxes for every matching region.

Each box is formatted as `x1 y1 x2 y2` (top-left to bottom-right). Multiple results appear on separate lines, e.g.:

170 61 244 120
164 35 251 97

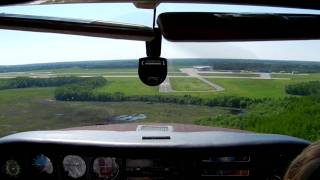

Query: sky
0 3 320 65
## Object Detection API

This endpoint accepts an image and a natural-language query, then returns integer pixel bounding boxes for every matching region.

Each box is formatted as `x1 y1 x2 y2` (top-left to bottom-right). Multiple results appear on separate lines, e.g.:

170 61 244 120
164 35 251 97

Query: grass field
93 75 320 99
199 73 259 77
168 72 188 76
271 73 320 80
206 79 291 98
2 67 320 139
31 66 180 73
93 77 288 99
32 67 137 73
170 78 212 91
203 73 320 98
0 67 186 78
0 68 139 78
95 77 158 95
0 87 231 137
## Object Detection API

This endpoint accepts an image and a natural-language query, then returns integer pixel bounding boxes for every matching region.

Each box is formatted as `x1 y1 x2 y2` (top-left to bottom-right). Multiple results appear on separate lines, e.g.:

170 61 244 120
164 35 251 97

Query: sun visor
157 12 320 42
0 13 155 41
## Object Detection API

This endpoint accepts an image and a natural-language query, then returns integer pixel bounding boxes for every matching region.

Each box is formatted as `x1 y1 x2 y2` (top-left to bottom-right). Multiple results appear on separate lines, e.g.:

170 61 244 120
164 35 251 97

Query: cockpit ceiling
0 0 320 10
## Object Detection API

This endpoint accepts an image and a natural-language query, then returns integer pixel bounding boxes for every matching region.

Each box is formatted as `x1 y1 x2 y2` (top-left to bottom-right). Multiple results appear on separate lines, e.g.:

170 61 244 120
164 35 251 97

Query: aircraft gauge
63 155 86 179
32 154 53 174
4 160 21 178
93 157 119 180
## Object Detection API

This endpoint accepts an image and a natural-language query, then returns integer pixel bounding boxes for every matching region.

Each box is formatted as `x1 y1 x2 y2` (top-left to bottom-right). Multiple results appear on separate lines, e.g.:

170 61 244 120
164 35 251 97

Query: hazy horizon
1 58 320 67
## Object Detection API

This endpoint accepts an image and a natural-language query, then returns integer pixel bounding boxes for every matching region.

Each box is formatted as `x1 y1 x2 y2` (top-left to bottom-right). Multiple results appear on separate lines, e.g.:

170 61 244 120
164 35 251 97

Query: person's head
285 141 320 180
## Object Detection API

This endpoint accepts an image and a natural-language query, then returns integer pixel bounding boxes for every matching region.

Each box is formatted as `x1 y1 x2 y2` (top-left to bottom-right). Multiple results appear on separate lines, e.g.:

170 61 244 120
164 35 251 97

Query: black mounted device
138 28 168 86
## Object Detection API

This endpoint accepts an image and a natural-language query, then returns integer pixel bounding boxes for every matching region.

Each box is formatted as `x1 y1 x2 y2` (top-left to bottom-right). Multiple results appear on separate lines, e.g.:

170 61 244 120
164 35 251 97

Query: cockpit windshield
0 3 320 142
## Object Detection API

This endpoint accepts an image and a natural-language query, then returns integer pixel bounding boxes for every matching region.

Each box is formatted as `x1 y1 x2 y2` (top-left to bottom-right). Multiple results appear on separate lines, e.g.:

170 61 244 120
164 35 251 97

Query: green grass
94 77 305 99
0 87 231 137
31 67 137 73
30 67 182 74
208 76 320 99
168 72 188 76
207 78 292 98
0 68 138 77
57 75 320 99
271 73 320 81
93 77 218 99
199 73 259 77
170 78 212 91
95 77 159 96
0 67 186 77
2 71 320 140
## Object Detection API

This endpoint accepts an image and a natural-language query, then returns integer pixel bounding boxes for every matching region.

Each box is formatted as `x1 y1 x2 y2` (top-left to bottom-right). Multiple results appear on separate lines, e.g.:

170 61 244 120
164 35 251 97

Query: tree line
54 82 261 108
0 77 107 90
285 81 320 96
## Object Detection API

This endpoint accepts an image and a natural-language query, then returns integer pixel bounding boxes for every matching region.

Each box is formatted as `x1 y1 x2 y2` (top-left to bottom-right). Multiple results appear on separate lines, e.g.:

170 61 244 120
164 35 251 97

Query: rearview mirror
138 57 167 86
157 12 320 42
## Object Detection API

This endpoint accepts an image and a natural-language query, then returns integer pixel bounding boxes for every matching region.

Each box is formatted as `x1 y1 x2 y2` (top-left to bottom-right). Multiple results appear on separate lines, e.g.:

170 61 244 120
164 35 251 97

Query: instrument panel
1 153 253 180
0 130 311 180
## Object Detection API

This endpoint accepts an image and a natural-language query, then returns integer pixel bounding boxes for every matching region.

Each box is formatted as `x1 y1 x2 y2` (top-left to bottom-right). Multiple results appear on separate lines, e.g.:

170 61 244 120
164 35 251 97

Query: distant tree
285 81 320 96
0 76 107 90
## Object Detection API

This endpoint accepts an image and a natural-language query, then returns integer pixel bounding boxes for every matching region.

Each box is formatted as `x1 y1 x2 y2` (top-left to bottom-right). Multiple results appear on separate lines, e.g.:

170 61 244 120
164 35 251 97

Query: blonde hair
284 141 320 180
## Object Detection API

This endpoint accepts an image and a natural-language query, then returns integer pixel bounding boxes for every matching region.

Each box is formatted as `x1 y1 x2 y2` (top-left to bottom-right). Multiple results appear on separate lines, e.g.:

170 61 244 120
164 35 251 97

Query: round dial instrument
93 157 119 180
63 155 86 179
32 154 53 174
4 160 21 178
